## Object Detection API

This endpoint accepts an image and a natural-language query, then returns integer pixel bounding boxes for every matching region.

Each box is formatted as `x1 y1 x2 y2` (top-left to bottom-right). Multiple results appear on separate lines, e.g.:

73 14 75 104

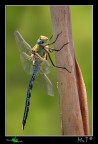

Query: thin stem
50 6 89 135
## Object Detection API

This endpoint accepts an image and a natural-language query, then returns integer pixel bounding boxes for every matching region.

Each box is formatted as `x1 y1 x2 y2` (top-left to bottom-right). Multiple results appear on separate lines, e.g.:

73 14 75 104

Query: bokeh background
6 6 92 135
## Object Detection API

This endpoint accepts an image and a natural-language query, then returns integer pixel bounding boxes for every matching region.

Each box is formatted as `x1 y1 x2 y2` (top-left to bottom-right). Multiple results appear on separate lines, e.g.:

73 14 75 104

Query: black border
1 2 95 144
0 2 5 144
5 136 94 144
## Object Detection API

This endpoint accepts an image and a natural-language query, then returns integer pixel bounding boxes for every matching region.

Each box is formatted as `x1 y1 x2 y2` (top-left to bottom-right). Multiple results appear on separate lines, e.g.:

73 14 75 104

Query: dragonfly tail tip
22 125 24 130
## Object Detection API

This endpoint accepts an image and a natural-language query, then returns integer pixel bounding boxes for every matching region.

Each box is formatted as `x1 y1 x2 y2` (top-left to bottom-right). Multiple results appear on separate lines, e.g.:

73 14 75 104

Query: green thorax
32 44 45 58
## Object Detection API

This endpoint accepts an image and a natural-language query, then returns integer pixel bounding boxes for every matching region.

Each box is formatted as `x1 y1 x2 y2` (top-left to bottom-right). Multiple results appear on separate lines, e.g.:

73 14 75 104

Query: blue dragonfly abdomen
22 65 39 130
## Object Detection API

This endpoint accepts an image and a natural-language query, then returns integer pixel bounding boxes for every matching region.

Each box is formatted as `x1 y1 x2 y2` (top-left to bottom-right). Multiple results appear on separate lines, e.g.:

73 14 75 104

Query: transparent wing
20 52 34 75
36 57 54 96
36 72 54 96
14 31 32 55
32 56 54 95
39 59 51 74
43 73 54 96
14 31 34 74
40 61 54 96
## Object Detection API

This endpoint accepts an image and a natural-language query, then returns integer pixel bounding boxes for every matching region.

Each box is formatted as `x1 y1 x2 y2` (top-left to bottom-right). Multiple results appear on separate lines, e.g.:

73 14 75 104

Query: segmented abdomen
22 65 39 130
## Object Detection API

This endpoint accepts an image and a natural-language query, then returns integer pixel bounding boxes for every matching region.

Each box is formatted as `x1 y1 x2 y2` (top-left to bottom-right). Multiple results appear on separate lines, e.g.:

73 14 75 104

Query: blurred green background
6 6 92 135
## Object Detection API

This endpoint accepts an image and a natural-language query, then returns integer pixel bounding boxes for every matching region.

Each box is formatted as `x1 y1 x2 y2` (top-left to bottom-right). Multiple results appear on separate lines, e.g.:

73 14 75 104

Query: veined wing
44 73 54 96
14 31 32 55
20 51 51 75
14 31 34 75
36 72 54 96
20 52 34 75
19 52 46 75
36 60 54 96
37 52 53 75
39 59 51 75
37 56 54 96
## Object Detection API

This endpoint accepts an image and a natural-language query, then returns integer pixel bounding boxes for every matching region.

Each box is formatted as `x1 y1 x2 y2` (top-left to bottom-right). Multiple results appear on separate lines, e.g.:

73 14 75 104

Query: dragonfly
14 31 71 130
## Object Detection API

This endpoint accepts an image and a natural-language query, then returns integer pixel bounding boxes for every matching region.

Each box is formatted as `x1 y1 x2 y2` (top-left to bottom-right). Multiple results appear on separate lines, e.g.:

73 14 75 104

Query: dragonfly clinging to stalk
14 31 70 130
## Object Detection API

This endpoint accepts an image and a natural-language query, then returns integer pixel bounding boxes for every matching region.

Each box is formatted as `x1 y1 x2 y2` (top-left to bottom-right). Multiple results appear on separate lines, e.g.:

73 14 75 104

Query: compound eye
40 40 44 44
37 39 44 45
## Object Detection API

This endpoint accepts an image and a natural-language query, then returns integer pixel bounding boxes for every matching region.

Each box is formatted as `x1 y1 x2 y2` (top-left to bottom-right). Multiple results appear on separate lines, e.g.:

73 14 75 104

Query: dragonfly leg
51 42 69 52
48 31 62 45
47 52 71 73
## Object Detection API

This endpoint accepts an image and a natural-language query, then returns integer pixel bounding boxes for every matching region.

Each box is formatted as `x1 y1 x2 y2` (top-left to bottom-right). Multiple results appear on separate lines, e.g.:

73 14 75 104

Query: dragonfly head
37 36 48 45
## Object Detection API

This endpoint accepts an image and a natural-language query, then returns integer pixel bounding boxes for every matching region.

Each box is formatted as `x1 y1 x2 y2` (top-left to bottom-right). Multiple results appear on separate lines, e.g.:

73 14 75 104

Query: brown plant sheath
75 58 90 135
